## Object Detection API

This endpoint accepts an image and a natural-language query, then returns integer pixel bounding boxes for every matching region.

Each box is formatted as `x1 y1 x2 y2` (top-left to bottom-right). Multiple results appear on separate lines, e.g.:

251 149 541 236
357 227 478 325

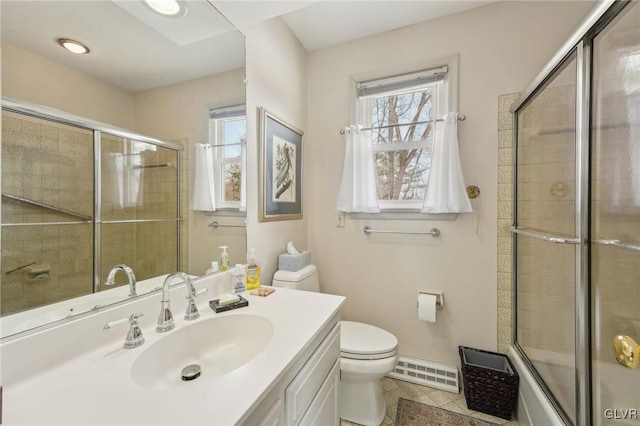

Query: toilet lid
340 321 398 360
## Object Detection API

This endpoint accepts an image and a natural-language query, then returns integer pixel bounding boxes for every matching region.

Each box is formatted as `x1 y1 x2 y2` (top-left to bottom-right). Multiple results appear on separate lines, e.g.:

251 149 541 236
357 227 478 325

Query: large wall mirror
0 0 247 338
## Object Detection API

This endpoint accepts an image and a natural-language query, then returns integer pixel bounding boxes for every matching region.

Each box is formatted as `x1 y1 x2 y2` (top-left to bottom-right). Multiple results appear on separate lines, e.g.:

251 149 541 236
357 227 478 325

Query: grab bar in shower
2 193 93 222
594 239 640 253
508 227 580 244
1 221 92 227
208 221 246 229
363 225 440 237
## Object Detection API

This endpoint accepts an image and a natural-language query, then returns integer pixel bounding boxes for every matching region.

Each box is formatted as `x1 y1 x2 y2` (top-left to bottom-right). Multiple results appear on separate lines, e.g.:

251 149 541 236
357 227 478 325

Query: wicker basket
459 346 519 420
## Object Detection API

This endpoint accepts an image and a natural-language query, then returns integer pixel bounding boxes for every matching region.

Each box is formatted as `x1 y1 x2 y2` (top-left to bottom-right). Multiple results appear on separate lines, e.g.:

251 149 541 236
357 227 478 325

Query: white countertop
1 275 345 425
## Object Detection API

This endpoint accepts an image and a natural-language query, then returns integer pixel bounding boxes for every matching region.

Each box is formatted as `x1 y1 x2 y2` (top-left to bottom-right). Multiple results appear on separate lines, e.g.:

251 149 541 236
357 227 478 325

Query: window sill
204 209 246 217
349 211 457 221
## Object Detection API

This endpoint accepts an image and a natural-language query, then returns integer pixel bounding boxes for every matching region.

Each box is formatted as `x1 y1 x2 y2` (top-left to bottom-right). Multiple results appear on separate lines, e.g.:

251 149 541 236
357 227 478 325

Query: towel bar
363 226 440 237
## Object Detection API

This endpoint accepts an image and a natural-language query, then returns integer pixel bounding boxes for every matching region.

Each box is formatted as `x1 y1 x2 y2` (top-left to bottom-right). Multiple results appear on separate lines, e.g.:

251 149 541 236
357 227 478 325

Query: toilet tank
272 264 320 292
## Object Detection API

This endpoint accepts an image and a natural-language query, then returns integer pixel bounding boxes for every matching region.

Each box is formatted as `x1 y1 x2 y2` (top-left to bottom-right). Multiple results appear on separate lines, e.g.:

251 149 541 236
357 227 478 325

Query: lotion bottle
245 248 261 291
218 246 229 271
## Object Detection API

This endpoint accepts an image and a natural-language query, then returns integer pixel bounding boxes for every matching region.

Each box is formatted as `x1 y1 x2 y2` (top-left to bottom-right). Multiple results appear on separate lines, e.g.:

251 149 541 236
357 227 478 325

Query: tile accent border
175 138 189 272
497 94 519 354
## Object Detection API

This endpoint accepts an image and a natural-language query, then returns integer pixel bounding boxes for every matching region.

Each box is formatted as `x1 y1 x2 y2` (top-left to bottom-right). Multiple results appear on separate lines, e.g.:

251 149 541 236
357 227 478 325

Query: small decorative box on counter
278 251 311 272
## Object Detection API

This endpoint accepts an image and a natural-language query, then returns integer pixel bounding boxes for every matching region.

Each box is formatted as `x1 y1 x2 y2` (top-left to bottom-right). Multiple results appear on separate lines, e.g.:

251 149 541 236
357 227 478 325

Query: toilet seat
340 321 398 360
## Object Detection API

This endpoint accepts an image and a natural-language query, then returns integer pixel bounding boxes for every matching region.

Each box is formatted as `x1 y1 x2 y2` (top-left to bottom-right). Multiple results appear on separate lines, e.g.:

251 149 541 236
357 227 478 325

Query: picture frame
258 107 304 222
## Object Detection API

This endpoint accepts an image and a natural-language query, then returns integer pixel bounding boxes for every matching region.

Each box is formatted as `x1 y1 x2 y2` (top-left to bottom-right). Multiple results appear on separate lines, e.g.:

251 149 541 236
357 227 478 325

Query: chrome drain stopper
181 364 202 381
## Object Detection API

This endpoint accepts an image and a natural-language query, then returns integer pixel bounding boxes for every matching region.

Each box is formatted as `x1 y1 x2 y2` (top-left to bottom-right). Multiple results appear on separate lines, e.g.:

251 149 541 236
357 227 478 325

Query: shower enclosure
1 100 182 315
511 1 639 424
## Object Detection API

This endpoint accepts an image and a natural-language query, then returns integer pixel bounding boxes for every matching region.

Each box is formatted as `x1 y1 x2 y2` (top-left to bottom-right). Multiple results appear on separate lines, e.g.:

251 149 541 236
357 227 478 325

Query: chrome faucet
156 272 206 333
103 313 145 349
105 264 137 296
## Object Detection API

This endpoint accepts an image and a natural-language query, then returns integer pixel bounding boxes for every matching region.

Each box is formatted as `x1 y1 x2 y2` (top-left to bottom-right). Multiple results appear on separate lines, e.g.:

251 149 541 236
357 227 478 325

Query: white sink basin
131 314 274 389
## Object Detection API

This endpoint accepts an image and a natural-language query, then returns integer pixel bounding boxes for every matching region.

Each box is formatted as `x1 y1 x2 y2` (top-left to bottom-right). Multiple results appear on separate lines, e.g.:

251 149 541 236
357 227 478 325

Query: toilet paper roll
418 293 437 323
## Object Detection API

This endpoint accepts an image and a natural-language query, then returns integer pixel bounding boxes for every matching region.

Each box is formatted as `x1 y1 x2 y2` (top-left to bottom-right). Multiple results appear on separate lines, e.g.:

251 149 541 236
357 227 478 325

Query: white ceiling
216 0 497 51
1 0 495 93
1 0 245 92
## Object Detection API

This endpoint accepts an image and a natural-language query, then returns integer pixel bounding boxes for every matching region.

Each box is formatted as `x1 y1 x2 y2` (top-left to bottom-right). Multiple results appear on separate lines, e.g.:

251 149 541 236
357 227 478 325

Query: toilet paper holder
418 291 444 310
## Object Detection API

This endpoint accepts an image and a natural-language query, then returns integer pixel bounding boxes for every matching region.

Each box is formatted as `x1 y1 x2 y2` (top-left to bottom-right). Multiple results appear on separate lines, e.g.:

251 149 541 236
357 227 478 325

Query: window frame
208 107 246 210
354 56 458 213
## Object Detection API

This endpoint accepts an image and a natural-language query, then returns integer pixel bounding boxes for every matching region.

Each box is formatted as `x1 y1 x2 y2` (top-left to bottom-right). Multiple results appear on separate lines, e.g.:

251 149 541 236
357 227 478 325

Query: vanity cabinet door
299 360 339 426
285 323 340 425
257 398 284 426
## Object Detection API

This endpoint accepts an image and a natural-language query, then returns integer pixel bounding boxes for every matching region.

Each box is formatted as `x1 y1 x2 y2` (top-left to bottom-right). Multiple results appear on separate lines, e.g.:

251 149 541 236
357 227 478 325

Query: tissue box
278 251 311 272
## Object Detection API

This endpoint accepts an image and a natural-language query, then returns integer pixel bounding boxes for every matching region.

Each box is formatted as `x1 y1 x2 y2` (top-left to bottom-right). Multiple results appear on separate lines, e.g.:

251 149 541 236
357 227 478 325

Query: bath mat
395 397 499 426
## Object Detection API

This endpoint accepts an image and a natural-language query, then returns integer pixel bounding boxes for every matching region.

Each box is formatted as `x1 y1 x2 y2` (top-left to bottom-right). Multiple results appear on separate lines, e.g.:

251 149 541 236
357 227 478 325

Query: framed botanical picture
258 107 304 221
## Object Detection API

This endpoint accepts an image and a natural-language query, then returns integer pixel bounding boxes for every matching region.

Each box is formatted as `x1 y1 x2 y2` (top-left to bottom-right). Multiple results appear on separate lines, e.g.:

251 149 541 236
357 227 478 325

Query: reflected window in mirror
209 105 247 210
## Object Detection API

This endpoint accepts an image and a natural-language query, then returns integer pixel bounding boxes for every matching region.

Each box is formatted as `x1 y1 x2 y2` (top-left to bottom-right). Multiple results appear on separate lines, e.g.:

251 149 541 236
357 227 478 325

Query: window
357 64 454 210
208 105 246 209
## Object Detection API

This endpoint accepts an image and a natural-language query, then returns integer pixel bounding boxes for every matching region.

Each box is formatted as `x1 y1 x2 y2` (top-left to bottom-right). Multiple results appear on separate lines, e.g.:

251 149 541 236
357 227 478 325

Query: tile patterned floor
340 377 520 426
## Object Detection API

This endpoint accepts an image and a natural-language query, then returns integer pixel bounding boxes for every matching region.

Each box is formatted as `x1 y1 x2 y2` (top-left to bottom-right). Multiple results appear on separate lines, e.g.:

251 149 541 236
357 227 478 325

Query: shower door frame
1 98 184 295
509 1 633 424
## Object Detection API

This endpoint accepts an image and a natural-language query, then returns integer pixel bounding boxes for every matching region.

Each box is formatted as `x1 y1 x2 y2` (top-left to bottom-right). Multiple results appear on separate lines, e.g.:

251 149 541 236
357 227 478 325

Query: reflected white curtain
192 143 216 211
421 112 472 213
336 125 380 213
111 153 124 209
239 139 247 212
110 152 144 209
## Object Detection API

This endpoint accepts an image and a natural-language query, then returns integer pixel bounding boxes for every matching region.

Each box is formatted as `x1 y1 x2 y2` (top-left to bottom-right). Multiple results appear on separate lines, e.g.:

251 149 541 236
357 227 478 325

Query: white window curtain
192 143 216 211
336 125 380 213
239 139 247 212
421 112 472 213
110 152 144 209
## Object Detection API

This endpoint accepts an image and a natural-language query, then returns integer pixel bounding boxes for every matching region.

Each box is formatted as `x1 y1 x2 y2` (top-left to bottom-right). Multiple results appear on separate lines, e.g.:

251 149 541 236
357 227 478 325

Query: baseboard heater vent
388 356 459 393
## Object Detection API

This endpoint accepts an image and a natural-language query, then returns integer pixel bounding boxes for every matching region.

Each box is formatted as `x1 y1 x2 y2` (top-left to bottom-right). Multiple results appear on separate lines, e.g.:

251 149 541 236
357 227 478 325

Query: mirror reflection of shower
1 105 181 316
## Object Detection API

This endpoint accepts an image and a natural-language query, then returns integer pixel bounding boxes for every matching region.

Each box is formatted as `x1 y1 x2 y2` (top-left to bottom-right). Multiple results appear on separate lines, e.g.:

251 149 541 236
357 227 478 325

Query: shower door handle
614 335 640 369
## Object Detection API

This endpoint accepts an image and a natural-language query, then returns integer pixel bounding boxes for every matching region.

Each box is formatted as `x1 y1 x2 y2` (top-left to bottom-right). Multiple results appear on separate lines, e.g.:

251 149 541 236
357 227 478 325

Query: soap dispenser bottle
231 264 246 294
245 248 261 291
219 246 229 271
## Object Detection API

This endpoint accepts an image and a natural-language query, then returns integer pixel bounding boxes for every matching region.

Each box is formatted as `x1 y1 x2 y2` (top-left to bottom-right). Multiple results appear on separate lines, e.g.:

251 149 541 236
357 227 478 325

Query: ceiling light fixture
57 38 90 55
143 0 187 17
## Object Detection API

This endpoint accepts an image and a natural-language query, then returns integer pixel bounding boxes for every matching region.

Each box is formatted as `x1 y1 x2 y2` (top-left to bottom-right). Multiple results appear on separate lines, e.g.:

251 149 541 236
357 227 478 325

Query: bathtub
508 346 566 426
510 346 640 425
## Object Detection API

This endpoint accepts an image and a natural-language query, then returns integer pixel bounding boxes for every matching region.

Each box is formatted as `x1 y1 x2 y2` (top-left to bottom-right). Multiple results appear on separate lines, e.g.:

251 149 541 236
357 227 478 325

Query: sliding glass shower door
513 1 639 424
590 2 640 424
514 51 579 423
1 112 94 314
1 104 182 317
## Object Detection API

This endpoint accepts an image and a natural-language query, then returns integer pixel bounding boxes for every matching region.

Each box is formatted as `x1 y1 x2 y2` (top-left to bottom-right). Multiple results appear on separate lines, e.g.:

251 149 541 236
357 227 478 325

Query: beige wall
244 17 308 283
1 43 136 129
304 1 595 367
133 69 247 275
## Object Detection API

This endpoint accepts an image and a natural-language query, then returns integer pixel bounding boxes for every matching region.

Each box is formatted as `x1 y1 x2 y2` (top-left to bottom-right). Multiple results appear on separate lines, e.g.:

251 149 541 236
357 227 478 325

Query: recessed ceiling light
57 38 90 55
143 0 187 17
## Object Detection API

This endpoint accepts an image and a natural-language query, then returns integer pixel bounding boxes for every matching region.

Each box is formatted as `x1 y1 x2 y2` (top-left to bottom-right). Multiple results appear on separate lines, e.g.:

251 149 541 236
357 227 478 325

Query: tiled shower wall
1 112 185 315
1 112 94 314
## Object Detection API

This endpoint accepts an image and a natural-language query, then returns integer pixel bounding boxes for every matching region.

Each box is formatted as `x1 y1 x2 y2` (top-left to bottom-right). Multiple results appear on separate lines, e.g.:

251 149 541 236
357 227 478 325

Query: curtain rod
199 141 245 148
340 114 466 135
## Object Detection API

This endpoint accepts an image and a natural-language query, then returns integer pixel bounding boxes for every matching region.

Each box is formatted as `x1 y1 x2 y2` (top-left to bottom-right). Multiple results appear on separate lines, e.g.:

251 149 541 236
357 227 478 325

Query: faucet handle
104 313 145 349
184 287 207 321
186 288 208 299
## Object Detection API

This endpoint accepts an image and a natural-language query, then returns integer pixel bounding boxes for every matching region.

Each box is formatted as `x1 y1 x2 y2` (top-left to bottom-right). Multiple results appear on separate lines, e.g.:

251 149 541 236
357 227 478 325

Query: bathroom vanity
0 272 345 425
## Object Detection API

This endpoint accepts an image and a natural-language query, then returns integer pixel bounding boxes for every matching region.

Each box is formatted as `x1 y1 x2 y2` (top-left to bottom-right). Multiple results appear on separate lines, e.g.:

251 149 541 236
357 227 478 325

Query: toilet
272 264 398 426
